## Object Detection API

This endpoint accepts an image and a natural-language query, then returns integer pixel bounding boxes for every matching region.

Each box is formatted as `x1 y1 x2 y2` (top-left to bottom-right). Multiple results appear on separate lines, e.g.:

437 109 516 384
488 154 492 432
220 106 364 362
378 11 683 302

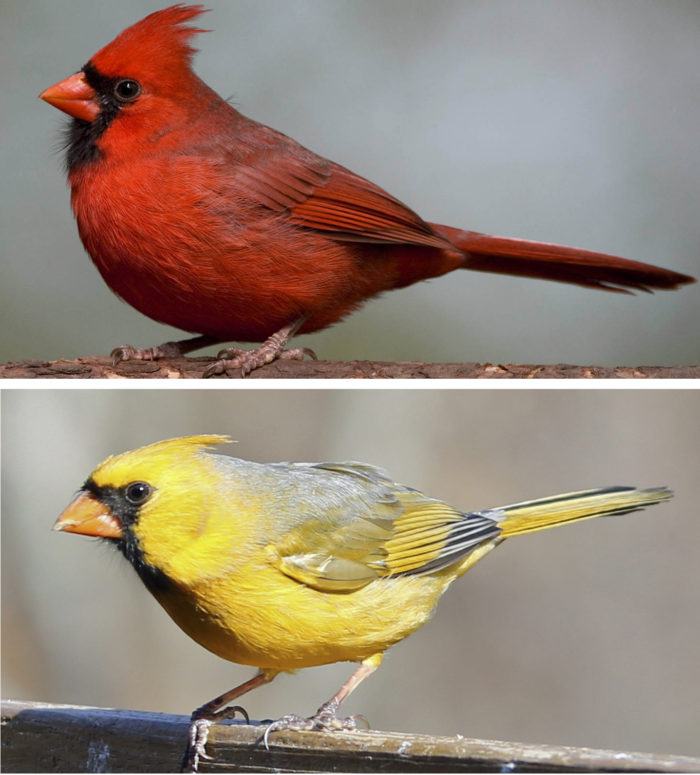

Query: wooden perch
3 700 699 773
1 357 698 379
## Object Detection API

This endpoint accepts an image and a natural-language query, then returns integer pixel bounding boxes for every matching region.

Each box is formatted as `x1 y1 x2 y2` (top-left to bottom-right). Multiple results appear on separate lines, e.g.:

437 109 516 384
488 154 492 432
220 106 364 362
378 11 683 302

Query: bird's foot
111 341 186 364
262 700 368 749
203 345 317 378
111 335 220 365
202 316 314 377
182 704 249 773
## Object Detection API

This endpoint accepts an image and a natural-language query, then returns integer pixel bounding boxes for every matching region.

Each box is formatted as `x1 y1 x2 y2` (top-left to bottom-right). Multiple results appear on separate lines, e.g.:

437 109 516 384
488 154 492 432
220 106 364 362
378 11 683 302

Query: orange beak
54 491 123 539
39 72 99 122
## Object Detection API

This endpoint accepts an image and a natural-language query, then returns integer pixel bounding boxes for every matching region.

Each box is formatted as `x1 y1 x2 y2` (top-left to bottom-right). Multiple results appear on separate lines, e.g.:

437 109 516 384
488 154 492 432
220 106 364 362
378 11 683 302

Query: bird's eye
114 79 141 102
125 481 152 505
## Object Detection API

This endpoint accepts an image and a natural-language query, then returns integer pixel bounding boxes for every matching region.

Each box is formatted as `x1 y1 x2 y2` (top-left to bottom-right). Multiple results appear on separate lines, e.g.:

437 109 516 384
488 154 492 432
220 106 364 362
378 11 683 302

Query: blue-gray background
2 389 699 756
1 0 699 366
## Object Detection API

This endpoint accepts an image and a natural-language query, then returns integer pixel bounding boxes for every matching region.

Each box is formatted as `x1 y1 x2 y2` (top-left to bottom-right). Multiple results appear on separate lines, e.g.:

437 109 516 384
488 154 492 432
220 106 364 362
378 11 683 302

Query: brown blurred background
2 388 699 756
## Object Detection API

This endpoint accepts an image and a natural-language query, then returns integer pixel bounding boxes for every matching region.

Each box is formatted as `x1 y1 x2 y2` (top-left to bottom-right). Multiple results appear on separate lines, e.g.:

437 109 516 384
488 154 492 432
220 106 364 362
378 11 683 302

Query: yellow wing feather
271 477 501 590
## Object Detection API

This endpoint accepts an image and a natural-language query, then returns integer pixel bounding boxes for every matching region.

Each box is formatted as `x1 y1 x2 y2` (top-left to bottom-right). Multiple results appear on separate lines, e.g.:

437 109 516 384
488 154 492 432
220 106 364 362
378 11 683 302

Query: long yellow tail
495 486 673 538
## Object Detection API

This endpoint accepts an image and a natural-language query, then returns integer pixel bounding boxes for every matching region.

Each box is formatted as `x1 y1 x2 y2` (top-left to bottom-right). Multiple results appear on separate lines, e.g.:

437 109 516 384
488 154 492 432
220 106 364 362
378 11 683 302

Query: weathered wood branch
3 700 699 773
1 357 698 379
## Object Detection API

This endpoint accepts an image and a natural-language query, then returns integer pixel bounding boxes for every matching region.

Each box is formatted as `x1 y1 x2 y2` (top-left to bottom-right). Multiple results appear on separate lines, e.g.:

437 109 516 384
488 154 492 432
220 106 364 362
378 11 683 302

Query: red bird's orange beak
40 72 99 122
54 492 123 539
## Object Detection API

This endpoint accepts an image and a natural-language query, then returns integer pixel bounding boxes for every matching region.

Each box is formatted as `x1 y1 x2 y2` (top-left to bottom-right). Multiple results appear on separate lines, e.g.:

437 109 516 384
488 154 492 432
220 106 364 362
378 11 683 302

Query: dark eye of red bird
114 79 141 102
125 481 152 505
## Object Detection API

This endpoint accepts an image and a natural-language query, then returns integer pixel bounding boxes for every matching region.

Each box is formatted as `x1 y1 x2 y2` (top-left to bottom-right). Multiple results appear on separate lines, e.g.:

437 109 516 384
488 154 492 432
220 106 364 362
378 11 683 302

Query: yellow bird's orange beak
39 72 99 122
54 491 123 539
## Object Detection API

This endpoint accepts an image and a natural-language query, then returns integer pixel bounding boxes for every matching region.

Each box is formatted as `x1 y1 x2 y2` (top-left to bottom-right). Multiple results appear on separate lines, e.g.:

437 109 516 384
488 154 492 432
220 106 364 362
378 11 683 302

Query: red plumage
40 4 695 374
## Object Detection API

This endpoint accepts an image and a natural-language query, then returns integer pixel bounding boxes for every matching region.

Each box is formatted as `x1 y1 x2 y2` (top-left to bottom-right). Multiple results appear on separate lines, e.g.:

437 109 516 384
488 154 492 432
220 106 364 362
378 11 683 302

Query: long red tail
435 226 695 293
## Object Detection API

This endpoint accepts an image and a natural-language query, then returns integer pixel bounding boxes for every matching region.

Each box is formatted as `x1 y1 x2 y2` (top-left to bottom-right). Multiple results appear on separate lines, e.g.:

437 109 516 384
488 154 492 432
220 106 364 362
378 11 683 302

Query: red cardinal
40 4 694 375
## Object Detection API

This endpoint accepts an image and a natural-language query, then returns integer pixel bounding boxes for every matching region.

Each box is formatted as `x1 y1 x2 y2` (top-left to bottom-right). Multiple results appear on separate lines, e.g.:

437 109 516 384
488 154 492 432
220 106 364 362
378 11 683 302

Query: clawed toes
202 358 255 378
204 346 317 377
183 705 249 772
262 714 309 749
278 347 317 362
183 718 213 773
111 341 184 365
202 360 229 378
313 710 365 732
202 356 265 378
215 347 246 360
261 710 364 749
111 345 136 365
342 713 369 730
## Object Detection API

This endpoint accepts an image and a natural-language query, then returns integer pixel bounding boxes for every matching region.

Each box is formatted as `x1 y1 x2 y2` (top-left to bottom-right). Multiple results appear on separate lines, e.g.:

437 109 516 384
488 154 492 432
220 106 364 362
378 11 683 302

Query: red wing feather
288 165 453 249
224 128 453 250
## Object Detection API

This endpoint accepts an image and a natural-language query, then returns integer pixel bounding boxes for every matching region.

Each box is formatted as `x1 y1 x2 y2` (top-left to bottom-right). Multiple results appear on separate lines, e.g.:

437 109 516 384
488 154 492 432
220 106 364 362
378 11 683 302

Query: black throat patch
64 63 127 172
82 477 174 596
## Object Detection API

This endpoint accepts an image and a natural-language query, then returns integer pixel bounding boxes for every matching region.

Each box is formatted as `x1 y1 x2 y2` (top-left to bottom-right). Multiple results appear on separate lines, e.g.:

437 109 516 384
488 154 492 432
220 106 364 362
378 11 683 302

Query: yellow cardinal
56 435 672 768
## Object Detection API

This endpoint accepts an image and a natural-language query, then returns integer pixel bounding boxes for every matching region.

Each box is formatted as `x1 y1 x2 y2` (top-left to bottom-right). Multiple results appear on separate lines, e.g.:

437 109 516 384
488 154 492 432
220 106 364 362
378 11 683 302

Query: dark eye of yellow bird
125 481 152 505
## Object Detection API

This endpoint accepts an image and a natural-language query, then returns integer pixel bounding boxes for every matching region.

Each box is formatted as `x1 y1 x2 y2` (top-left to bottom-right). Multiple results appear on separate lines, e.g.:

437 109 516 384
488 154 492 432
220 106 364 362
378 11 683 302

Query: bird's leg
112 335 222 364
203 318 317 377
262 655 380 749
183 669 278 773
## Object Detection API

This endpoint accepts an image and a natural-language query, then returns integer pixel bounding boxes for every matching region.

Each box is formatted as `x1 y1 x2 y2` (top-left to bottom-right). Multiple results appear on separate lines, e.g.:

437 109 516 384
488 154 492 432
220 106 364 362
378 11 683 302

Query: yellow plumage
54 435 673 766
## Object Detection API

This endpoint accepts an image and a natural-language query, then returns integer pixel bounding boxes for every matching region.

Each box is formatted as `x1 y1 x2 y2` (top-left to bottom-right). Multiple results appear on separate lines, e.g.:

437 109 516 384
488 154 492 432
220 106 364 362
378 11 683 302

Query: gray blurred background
2 389 699 756
1 0 699 367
